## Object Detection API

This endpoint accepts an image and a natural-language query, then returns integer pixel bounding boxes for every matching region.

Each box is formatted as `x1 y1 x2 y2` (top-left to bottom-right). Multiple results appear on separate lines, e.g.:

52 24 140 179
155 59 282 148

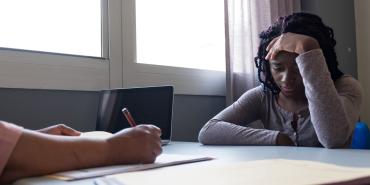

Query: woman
0 122 162 183
198 12 362 148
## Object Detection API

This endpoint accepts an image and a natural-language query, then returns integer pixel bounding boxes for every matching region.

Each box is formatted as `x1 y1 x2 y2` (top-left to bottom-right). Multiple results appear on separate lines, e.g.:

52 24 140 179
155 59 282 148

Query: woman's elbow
319 136 349 149
198 132 207 145
198 120 218 145
198 125 211 145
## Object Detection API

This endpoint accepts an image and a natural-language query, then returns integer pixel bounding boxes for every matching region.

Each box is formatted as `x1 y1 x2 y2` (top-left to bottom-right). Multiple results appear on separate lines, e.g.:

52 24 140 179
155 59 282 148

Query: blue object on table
351 122 370 149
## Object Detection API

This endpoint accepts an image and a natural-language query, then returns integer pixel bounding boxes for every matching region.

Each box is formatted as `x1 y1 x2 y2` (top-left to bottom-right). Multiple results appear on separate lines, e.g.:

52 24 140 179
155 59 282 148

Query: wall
0 88 225 141
301 0 358 77
354 0 370 123
0 88 100 131
172 95 225 141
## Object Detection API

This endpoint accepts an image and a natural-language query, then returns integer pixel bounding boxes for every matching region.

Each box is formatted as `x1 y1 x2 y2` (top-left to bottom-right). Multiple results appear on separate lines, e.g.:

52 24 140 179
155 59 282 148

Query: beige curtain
225 0 301 105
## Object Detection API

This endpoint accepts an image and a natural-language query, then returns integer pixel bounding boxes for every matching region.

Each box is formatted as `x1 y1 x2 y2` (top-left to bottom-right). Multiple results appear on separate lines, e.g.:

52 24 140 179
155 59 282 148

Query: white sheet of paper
47 154 213 181
97 159 370 185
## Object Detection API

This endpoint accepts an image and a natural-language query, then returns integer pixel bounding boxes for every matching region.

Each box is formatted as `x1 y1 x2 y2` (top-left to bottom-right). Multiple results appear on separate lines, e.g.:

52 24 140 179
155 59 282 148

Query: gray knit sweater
198 49 362 148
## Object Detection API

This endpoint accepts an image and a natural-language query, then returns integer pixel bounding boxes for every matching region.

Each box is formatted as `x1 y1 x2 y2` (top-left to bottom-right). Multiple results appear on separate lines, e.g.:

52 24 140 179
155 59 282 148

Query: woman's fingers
271 47 281 60
38 124 81 136
266 37 278 51
265 35 285 60
266 47 280 60
265 36 280 60
137 124 162 137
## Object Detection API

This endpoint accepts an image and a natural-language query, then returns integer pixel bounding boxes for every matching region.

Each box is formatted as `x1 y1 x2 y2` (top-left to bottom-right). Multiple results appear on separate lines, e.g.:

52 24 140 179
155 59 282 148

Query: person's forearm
296 49 358 148
1 130 109 183
198 119 279 145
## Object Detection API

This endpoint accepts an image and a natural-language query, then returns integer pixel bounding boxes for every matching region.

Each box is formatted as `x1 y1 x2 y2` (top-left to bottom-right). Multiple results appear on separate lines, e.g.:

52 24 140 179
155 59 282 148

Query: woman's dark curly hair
254 12 343 94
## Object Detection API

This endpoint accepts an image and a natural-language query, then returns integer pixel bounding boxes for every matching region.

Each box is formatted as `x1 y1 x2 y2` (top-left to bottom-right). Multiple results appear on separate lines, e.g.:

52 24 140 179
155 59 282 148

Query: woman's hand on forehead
265 33 320 61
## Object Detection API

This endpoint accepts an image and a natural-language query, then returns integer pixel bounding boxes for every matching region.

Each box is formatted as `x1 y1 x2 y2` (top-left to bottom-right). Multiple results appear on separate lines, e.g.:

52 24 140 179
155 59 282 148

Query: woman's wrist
88 138 113 166
105 136 135 165
104 138 119 165
297 37 320 54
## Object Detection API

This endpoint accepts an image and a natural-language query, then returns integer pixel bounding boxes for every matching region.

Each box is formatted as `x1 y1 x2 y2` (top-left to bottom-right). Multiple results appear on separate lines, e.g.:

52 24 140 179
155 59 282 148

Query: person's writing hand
276 133 295 146
37 124 81 136
107 124 162 164
265 32 320 60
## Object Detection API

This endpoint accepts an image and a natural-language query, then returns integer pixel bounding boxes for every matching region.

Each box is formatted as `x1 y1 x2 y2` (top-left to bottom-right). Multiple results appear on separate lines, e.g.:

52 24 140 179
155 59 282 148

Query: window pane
136 0 225 71
0 0 101 57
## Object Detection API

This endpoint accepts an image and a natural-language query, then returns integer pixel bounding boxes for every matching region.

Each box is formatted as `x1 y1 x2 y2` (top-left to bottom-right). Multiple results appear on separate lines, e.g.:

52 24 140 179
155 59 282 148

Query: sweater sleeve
0 121 23 175
296 49 362 148
198 86 279 145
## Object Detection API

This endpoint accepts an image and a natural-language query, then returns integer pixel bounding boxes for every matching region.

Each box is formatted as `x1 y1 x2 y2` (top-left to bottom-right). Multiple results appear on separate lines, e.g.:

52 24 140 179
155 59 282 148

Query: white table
14 141 370 185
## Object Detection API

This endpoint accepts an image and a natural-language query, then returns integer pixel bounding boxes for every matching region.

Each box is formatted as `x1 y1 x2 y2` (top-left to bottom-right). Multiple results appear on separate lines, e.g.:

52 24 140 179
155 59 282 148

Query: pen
122 108 137 127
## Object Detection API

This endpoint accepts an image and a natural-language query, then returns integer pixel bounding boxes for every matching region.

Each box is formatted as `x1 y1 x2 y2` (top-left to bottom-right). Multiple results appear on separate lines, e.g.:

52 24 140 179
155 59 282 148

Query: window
0 0 114 91
122 0 226 95
0 0 102 57
0 0 225 95
136 0 225 71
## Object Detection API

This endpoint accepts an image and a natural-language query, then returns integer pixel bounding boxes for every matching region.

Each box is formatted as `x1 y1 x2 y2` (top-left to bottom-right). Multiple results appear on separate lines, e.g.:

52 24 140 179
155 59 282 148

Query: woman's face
269 51 305 98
